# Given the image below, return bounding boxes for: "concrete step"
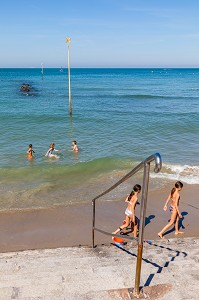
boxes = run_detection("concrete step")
[0,238,198,300]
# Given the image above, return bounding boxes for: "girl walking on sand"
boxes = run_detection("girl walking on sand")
[112,184,141,238]
[158,181,184,239]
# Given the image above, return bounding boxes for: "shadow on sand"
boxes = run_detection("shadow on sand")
[119,214,156,236]
[113,240,187,290]
[163,211,188,237]
[112,212,188,290]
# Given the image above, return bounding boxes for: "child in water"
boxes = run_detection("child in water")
[112,184,141,238]
[27,144,35,159]
[158,181,184,239]
[71,140,79,152]
[45,143,59,158]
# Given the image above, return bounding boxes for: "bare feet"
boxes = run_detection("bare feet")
[175,231,184,235]
[158,233,164,239]
[112,227,123,235]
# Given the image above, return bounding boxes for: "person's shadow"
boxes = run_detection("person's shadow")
[179,211,188,230]
[121,214,156,236]
[145,214,155,227]
[164,211,188,236]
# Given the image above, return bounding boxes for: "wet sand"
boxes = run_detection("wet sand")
[0,183,198,253]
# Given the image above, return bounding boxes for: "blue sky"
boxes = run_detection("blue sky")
[1,0,199,68]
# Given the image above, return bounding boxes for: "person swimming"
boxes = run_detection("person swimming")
[45,143,59,158]
[27,144,35,159]
[71,140,79,152]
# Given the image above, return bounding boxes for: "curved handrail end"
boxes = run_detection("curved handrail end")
[154,153,162,173]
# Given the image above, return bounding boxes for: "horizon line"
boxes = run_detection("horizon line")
[1,66,199,69]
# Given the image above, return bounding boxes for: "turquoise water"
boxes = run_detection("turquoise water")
[0,68,199,210]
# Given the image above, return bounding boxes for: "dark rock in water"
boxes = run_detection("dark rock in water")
[20,83,38,97]
[20,84,31,93]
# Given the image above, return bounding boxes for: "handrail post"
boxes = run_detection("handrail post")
[92,200,95,248]
[134,161,150,297]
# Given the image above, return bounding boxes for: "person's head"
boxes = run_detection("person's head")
[72,140,77,145]
[171,181,183,198]
[133,184,141,193]
[175,181,183,190]
[128,184,141,200]
[29,144,32,148]
[50,143,55,149]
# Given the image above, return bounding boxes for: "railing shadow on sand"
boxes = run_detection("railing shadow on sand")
[112,240,187,290]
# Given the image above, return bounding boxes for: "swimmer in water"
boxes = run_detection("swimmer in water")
[27,144,35,159]
[71,140,79,152]
[45,143,59,158]
[158,181,184,239]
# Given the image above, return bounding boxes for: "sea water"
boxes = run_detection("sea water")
[0,68,199,210]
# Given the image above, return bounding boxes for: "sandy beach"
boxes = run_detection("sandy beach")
[0,237,198,299]
[0,181,198,299]
[0,183,198,253]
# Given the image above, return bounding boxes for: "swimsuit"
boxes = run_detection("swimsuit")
[27,149,34,159]
[125,209,132,216]
[46,149,53,157]
[28,153,32,159]
[169,205,176,212]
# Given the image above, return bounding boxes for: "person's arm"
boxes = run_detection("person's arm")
[131,200,137,223]
[163,193,171,211]
[124,195,130,203]
[173,195,182,218]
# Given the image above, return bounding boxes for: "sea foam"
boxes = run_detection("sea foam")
[151,163,199,184]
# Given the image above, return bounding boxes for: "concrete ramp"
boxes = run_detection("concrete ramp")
[0,238,198,299]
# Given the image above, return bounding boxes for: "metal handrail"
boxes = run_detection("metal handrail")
[91,152,162,298]
[92,153,162,246]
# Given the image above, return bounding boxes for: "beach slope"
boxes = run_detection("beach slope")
[0,237,198,299]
